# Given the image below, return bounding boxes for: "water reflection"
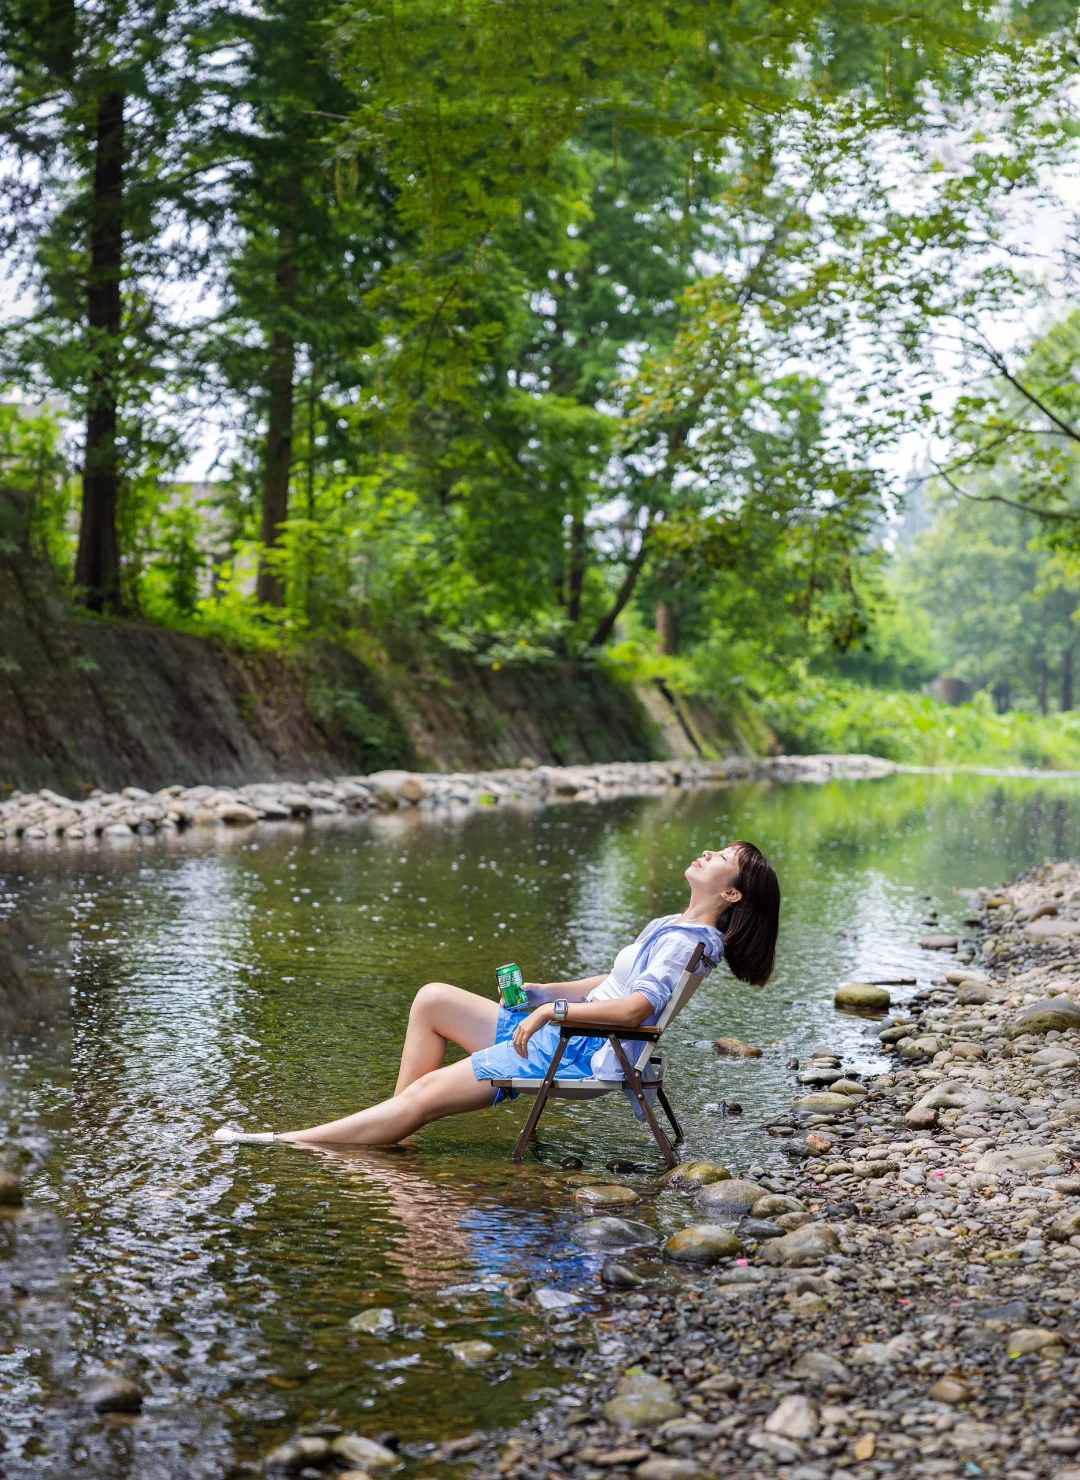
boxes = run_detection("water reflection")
[3,772,1080,1476]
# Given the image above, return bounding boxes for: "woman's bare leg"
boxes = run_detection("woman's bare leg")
[394,983,499,1094]
[279,1058,495,1146]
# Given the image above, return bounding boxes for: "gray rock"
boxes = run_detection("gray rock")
[793,1092,855,1115]
[331,1434,400,1470]
[974,1146,1060,1175]
[1047,1209,1080,1242]
[738,1218,786,1240]
[572,1217,658,1250]
[347,1307,396,1336]
[759,1222,840,1266]
[835,983,891,1012]
[604,1372,683,1429]
[635,1460,709,1480]
[447,1339,496,1364]
[791,1350,850,1383]
[958,981,1003,1005]
[692,1178,765,1215]
[533,1286,583,1311]
[79,1376,143,1413]
[797,1065,843,1085]
[752,1194,805,1217]
[601,1259,647,1288]
[265,1436,332,1470]
[1032,1045,1079,1067]
[661,1161,731,1189]
[574,1184,640,1208]
[765,1394,819,1440]
[1009,998,1080,1037]
[664,1224,745,1264]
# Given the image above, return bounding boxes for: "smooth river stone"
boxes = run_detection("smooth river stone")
[793,1093,855,1115]
[572,1217,658,1250]
[331,1434,400,1470]
[692,1178,766,1216]
[835,983,891,1012]
[664,1225,745,1264]
[1024,918,1080,940]
[347,1307,396,1336]
[713,1037,762,1058]
[604,1372,684,1429]
[661,1160,731,1189]
[752,1194,805,1217]
[759,1222,840,1266]
[573,1184,639,1208]
[958,980,1003,1005]
[1009,997,1080,1037]
[797,1065,843,1086]
[828,1079,868,1097]
[974,1146,1060,1175]
[448,1339,496,1365]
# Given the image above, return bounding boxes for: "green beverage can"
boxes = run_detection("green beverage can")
[496,962,529,1010]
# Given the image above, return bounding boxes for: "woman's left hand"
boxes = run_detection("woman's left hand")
[512,1005,553,1059]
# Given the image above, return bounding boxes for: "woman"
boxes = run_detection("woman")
[214,841,779,1148]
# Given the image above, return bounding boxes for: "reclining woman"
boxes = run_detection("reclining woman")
[215,841,780,1148]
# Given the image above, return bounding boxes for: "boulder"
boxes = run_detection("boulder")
[331,1434,400,1470]
[791,1350,850,1384]
[661,1161,731,1189]
[572,1217,657,1250]
[835,983,891,1012]
[692,1178,766,1216]
[1009,998,1080,1037]
[759,1222,840,1266]
[905,1105,938,1129]
[664,1225,745,1265]
[78,1376,144,1413]
[604,1372,683,1429]
[574,1184,639,1208]
[713,1037,762,1058]
[974,1146,1060,1175]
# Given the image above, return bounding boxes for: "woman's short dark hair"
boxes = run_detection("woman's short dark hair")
[717,841,780,986]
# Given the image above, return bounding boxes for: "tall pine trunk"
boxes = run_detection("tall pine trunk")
[257,177,301,608]
[75,86,125,612]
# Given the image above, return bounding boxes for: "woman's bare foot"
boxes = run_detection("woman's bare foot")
[212,1128,278,1144]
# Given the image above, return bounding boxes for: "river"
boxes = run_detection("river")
[1,770,1078,1478]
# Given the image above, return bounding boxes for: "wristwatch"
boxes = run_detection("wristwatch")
[552,998,569,1022]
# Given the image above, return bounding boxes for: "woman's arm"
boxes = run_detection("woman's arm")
[511,992,652,1058]
[524,975,605,1004]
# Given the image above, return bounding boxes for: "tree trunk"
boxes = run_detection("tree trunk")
[655,600,675,656]
[566,515,586,623]
[257,180,301,608]
[588,526,652,650]
[1039,661,1049,717]
[74,86,125,613]
[1063,646,1074,712]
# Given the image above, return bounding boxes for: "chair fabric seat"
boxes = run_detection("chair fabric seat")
[494,1061,665,1100]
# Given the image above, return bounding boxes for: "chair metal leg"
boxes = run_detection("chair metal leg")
[609,1037,679,1169]
[511,1036,567,1163]
[656,1085,684,1144]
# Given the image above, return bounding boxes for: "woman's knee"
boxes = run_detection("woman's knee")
[411,981,454,1016]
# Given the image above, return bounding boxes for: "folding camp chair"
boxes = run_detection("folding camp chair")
[492,942,715,1169]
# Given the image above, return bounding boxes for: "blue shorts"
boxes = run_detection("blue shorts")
[472,1008,598,1104]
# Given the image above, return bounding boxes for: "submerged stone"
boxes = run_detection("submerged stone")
[572,1217,657,1250]
[835,983,891,1012]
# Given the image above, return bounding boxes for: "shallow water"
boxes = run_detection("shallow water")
[2,771,1080,1476]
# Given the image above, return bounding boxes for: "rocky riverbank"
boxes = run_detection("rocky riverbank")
[462,859,1080,1480]
[0,753,895,845]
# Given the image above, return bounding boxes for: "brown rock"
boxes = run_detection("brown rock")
[920,935,958,950]
[905,1105,938,1129]
[713,1037,762,1058]
[929,1378,968,1404]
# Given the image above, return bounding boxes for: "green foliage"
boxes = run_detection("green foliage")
[765,677,1080,769]
[0,403,75,574]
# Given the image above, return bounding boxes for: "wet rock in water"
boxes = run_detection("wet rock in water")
[974,1145,1060,1175]
[1006,1328,1064,1358]
[504,1278,533,1300]
[448,1339,496,1365]
[804,1131,835,1154]
[791,1350,850,1384]
[636,1460,711,1480]
[572,1217,657,1250]
[0,1171,23,1207]
[1009,997,1080,1037]
[533,1287,583,1311]
[573,1184,639,1208]
[265,1435,333,1470]
[920,935,958,950]
[878,1020,915,1044]
[759,1222,840,1266]
[603,1372,684,1429]
[929,1377,969,1404]
[664,1224,745,1264]
[765,1394,819,1440]
[752,1193,805,1218]
[601,1258,647,1289]
[661,1160,731,1189]
[560,1155,584,1169]
[79,1376,144,1413]
[829,1079,868,1097]
[331,1434,400,1470]
[835,983,891,1012]
[692,1178,765,1215]
[713,1037,762,1058]
[348,1307,396,1336]
[796,1064,843,1086]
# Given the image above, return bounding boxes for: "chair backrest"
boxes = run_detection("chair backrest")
[633,941,716,1069]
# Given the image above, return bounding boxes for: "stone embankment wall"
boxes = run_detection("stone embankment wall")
[459,858,1080,1480]
[0,754,897,845]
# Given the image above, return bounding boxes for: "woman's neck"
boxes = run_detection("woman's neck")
[680,897,720,926]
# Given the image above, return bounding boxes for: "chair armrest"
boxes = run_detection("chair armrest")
[558,1022,661,1040]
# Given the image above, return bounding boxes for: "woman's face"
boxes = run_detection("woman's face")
[685,844,742,900]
